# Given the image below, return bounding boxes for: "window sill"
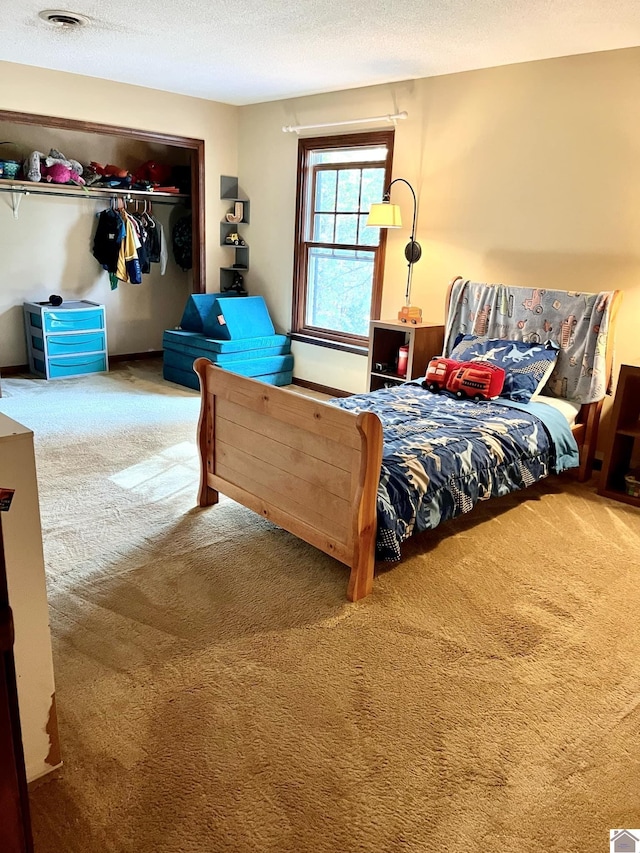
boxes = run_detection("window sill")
[290,332,368,357]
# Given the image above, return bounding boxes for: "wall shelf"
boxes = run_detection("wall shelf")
[220,175,249,293]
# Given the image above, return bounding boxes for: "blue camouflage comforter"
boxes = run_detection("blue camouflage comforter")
[332,384,579,561]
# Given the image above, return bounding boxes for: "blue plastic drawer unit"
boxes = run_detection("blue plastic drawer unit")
[23,300,109,380]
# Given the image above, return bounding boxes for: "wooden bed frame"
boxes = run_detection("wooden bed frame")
[194,280,622,601]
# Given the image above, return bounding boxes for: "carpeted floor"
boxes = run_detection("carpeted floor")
[1,362,640,853]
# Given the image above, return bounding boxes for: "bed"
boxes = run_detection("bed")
[194,277,621,601]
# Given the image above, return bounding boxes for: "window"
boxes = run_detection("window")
[292,131,394,349]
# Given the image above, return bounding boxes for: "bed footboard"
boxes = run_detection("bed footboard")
[193,359,383,601]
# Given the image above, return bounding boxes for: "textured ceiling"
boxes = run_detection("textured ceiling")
[3,0,640,105]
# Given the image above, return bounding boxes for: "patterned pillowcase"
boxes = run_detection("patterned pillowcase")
[449,336,559,402]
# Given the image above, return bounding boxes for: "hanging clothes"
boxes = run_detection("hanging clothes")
[172,214,192,271]
[92,208,125,274]
[145,212,161,264]
[158,219,168,275]
[92,201,169,287]
[126,212,149,276]
[116,210,142,285]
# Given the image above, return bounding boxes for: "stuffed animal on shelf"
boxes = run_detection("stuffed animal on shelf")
[45,149,84,178]
[41,162,85,186]
[89,161,131,188]
[132,159,172,186]
[80,162,103,186]
[25,148,86,183]
[24,150,45,182]
[103,163,129,179]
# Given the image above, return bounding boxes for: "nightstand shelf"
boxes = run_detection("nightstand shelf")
[598,364,640,507]
[367,319,445,392]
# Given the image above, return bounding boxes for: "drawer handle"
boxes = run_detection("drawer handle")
[50,338,100,347]
[52,318,96,325]
[56,358,103,367]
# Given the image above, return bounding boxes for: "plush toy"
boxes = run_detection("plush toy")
[106,164,129,178]
[89,162,131,187]
[423,357,506,401]
[132,159,172,186]
[91,161,128,178]
[102,175,132,189]
[45,150,79,175]
[42,162,85,186]
[23,148,86,182]
[80,162,103,186]
[445,361,506,400]
[45,148,84,178]
[23,151,45,182]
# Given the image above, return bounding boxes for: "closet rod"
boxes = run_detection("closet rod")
[282,111,408,134]
[0,183,185,206]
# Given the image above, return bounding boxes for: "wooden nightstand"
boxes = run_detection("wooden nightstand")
[367,320,445,392]
[598,364,640,507]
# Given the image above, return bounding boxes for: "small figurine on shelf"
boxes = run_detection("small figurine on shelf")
[225,202,244,223]
[398,305,423,324]
[223,271,247,295]
[224,232,246,246]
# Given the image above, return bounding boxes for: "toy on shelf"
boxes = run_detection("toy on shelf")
[222,271,247,295]
[89,162,132,189]
[23,148,85,184]
[398,305,423,324]
[224,232,246,246]
[132,160,172,186]
[42,162,85,186]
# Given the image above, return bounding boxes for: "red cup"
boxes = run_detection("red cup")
[397,345,409,378]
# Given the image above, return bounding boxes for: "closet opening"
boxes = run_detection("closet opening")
[0,109,205,368]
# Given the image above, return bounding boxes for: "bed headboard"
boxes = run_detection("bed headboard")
[444,277,622,404]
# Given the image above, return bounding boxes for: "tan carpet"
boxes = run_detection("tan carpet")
[2,363,640,853]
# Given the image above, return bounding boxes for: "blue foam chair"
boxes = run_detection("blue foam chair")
[180,292,239,333]
[202,295,275,340]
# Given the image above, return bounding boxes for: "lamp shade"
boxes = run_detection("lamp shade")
[366,202,402,228]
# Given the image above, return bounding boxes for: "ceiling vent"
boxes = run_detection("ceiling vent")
[38,9,90,28]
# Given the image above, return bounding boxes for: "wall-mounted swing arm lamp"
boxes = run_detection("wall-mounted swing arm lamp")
[366,177,423,323]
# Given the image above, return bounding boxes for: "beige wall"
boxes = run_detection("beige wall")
[239,47,640,405]
[0,61,239,365]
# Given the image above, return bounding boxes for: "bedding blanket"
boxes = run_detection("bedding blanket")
[333,384,579,561]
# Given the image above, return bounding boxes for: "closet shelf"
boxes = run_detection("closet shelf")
[0,178,189,205]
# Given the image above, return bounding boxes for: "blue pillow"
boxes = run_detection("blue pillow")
[449,336,559,402]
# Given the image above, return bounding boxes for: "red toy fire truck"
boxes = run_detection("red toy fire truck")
[423,357,506,401]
